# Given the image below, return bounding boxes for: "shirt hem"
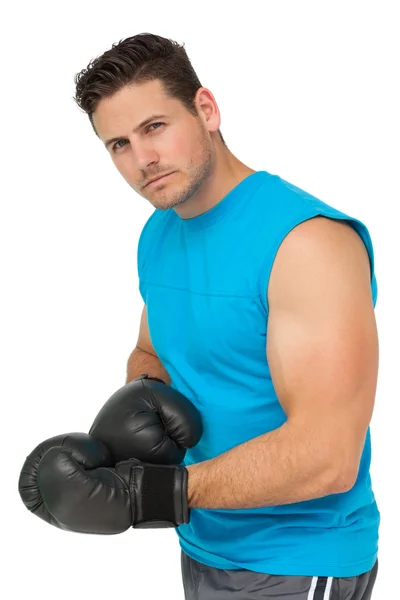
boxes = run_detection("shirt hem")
[179,542,378,578]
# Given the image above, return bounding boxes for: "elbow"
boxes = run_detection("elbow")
[328,460,358,494]
[321,437,362,494]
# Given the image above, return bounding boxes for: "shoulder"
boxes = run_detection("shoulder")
[267,215,372,308]
[284,214,364,243]
[276,215,370,275]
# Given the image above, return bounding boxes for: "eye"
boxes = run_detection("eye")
[147,122,164,132]
[112,139,128,151]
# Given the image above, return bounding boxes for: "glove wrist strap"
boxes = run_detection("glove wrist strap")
[119,461,189,528]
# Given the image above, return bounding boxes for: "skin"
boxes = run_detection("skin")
[92,78,256,219]
[92,78,378,509]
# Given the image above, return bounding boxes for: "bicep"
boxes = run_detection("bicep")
[266,217,378,476]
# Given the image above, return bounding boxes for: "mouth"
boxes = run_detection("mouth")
[144,172,174,187]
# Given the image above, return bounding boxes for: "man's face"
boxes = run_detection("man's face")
[93,79,217,211]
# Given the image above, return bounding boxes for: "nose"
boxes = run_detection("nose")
[128,136,160,171]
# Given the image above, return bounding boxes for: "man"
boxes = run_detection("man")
[74,32,380,599]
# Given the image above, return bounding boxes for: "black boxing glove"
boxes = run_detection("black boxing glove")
[18,432,113,529]
[88,374,203,465]
[36,449,189,533]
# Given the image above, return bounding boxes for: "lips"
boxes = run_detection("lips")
[145,172,173,187]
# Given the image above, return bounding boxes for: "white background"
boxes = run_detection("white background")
[1,1,398,598]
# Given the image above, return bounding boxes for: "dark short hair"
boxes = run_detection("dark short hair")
[73,32,227,146]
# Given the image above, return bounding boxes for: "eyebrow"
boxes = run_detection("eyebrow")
[104,114,168,149]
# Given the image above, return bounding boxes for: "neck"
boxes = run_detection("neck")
[173,145,256,220]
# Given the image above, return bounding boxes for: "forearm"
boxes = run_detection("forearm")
[187,421,349,509]
[126,347,171,385]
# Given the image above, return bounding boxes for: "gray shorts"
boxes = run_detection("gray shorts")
[181,551,378,599]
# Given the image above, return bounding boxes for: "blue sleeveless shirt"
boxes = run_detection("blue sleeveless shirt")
[137,170,380,577]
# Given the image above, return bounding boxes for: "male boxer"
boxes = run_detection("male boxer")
[39,31,380,599]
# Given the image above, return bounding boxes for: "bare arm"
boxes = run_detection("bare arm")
[187,217,378,509]
[126,305,171,385]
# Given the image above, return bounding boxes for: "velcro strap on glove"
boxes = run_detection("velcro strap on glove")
[116,459,189,529]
